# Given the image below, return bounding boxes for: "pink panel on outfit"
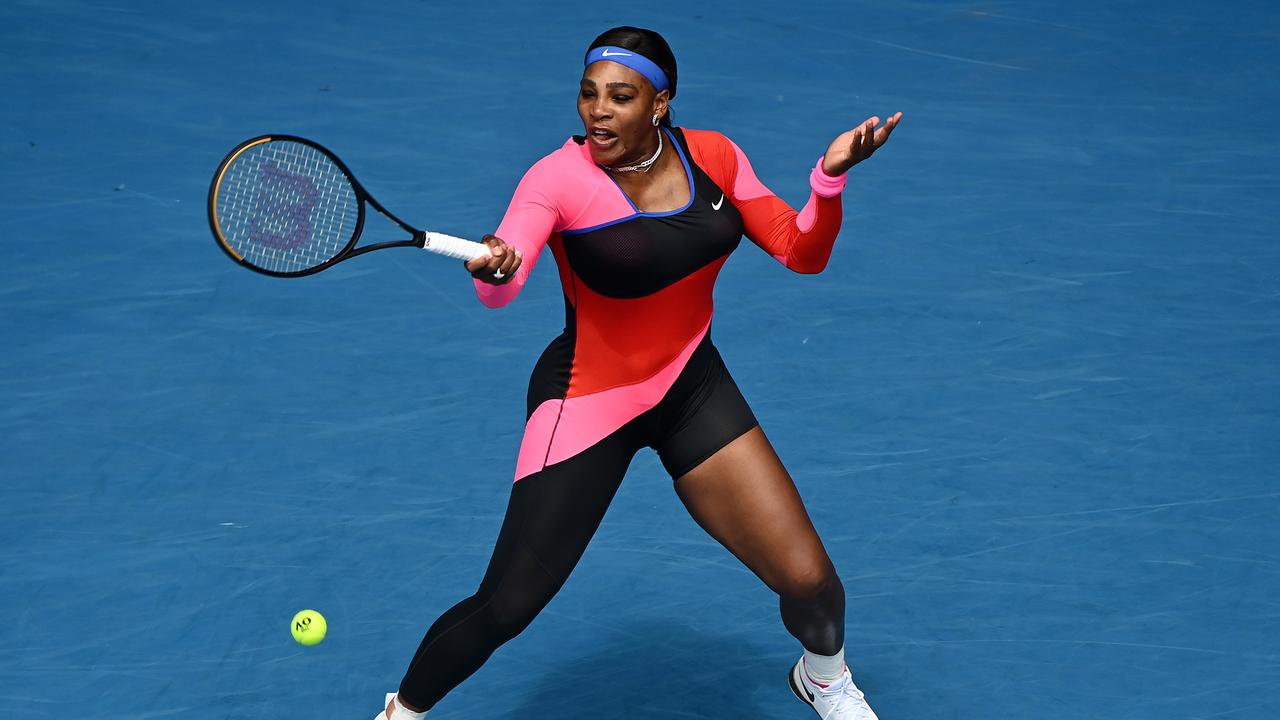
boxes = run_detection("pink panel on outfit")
[727,139,774,202]
[474,140,636,308]
[795,203,818,235]
[512,318,712,482]
[558,142,637,228]
[513,398,564,482]
[726,140,846,252]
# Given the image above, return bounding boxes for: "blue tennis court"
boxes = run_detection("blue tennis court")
[3,1,1277,718]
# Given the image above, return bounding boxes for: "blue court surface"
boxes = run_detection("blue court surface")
[3,1,1278,718]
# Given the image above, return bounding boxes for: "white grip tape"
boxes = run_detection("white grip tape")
[421,232,489,262]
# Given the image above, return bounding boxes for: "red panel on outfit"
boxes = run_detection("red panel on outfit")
[564,256,725,397]
[684,129,844,274]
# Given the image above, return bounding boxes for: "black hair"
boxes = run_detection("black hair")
[586,26,678,127]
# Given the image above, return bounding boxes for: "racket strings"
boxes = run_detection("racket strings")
[215,140,359,274]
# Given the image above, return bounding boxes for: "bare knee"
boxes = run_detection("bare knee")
[771,558,841,601]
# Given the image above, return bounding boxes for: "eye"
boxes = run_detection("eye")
[612,94,632,102]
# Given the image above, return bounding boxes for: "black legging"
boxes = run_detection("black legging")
[397,339,843,710]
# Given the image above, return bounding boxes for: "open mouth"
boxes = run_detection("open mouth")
[588,127,618,149]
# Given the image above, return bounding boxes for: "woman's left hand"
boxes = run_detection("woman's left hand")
[822,112,903,176]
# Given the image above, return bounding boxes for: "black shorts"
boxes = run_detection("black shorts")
[647,333,760,478]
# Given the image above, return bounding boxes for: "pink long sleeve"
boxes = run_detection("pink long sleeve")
[472,139,621,308]
[472,161,560,308]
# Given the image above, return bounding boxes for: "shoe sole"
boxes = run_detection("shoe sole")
[788,663,818,711]
[789,665,881,720]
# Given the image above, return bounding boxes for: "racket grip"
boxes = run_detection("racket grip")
[420,232,490,262]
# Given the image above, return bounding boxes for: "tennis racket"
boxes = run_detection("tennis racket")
[207,134,489,277]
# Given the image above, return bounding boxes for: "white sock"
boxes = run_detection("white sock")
[389,694,427,720]
[803,646,846,686]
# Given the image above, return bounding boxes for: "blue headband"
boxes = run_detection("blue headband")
[584,45,670,94]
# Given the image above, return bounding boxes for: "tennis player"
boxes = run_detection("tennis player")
[378,26,901,720]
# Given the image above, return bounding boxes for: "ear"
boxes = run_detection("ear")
[652,89,670,120]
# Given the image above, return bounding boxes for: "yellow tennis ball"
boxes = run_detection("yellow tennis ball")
[291,609,327,646]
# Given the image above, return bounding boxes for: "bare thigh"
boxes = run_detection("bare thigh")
[673,426,836,596]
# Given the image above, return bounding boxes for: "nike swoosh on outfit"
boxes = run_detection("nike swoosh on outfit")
[712,193,724,210]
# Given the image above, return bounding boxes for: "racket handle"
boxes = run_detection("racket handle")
[419,232,490,262]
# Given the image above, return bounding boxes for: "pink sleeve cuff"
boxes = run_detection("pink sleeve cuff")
[473,276,516,308]
[809,157,847,198]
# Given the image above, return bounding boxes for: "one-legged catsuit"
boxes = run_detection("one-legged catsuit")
[399,126,848,710]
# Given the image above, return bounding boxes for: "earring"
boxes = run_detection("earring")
[651,113,660,126]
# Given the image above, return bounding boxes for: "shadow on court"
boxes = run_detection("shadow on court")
[506,622,779,719]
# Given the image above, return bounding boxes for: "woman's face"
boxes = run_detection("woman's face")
[578,60,668,167]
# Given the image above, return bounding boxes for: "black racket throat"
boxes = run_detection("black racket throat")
[342,195,428,261]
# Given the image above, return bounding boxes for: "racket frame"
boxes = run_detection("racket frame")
[208,134,438,278]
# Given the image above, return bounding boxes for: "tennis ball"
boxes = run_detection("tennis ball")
[291,609,327,646]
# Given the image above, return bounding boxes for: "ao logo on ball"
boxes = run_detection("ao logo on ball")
[291,609,328,646]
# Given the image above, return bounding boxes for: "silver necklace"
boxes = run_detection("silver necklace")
[604,130,663,173]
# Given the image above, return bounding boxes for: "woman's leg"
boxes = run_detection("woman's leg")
[671,426,845,655]
[395,431,640,712]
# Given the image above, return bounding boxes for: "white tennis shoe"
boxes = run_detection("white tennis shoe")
[788,657,879,720]
[373,692,427,720]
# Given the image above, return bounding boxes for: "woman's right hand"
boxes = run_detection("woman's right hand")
[466,235,522,285]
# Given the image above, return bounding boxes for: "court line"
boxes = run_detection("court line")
[992,491,1280,521]
[827,31,1030,71]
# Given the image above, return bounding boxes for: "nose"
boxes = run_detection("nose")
[588,96,611,120]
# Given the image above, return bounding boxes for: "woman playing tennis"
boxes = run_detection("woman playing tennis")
[378,26,901,720]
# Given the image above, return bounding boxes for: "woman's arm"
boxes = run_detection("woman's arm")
[713,114,902,274]
[469,160,561,308]
[725,139,846,274]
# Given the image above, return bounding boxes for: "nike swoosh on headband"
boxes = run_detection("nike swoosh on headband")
[585,46,669,93]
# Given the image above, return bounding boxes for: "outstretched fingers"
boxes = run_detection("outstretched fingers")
[822,112,905,175]
[855,117,878,162]
[873,111,903,149]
